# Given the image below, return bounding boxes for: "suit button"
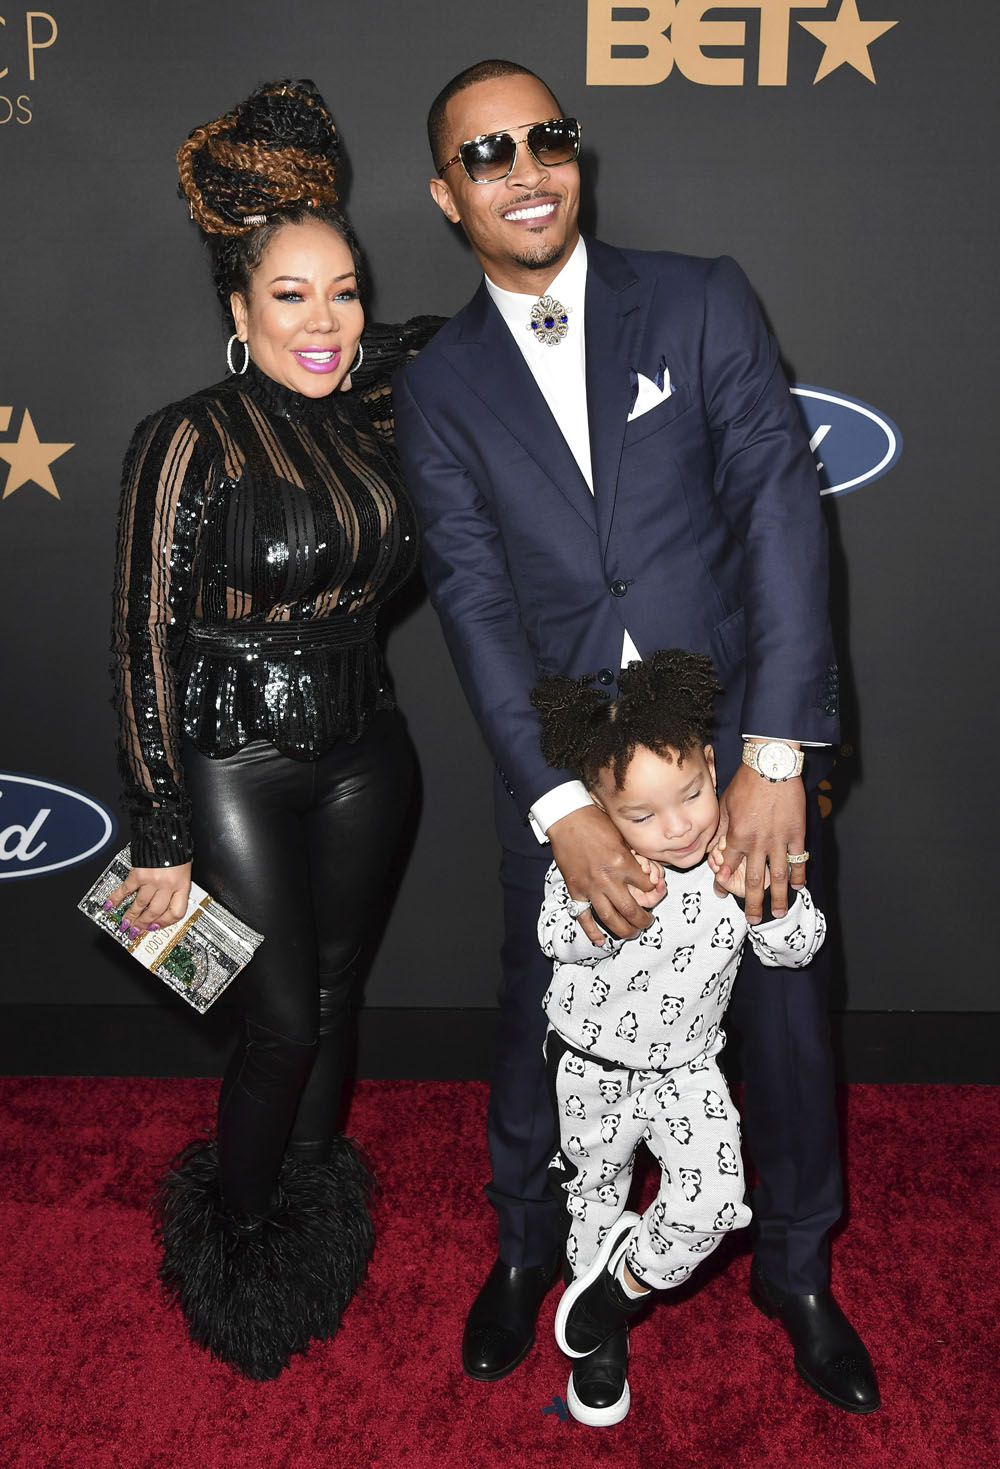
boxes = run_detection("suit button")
[610,579,628,598]
[597,668,615,686]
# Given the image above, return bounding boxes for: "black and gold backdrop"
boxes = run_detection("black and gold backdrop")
[2,2,996,1078]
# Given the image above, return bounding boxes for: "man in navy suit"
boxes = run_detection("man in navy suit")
[394,59,878,1417]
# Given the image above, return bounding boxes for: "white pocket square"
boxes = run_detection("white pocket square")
[628,367,673,422]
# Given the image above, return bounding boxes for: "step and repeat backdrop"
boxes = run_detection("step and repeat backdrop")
[1,2,995,1036]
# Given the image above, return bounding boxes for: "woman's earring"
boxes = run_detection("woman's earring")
[227,335,249,375]
[349,343,363,376]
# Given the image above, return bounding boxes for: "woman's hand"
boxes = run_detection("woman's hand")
[626,852,667,910]
[105,862,193,938]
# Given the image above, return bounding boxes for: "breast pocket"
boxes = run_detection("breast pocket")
[622,382,695,447]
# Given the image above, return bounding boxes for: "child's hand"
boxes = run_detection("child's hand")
[708,844,771,900]
[627,853,667,909]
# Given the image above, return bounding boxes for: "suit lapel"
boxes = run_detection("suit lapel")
[584,238,644,553]
[441,282,596,529]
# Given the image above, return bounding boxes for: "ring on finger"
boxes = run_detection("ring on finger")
[566,898,591,918]
[786,850,810,866]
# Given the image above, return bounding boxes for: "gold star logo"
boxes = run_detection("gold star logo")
[0,408,74,500]
[799,0,898,84]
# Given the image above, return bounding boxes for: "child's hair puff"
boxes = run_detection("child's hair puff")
[531,649,722,790]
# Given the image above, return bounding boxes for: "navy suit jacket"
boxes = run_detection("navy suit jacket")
[394,237,839,833]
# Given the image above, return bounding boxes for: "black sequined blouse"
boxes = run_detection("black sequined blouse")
[112,319,440,869]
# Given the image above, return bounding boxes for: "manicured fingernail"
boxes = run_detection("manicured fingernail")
[128,925,141,940]
[148,923,160,932]
[102,899,114,912]
[119,918,130,932]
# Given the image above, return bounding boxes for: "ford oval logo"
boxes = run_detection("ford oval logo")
[0,773,116,880]
[791,386,902,498]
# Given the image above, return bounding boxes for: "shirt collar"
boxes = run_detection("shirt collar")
[484,235,588,331]
[238,359,333,425]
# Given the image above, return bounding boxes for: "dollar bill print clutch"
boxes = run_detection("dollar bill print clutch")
[78,846,263,1013]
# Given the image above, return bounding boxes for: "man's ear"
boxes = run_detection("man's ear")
[230,292,248,341]
[429,175,461,224]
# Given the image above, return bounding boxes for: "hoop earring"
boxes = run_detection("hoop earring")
[227,335,249,375]
[349,343,363,376]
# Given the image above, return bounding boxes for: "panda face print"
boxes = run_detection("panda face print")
[559,982,575,1014]
[681,891,701,924]
[664,1264,693,1284]
[647,1042,671,1068]
[589,977,611,1007]
[672,945,694,972]
[560,920,580,945]
[704,1023,719,1050]
[688,1053,710,1073]
[655,1076,679,1108]
[713,1201,738,1230]
[711,917,736,950]
[565,1176,584,1196]
[786,924,807,952]
[717,975,734,1007]
[679,1167,702,1202]
[665,1219,696,1234]
[686,1014,704,1043]
[798,887,812,910]
[660,995,684,1025]
[601,1114,621,1144]
[666,1116,692,1145]
[564,1094,585,1119]
[598,1183,620,1208]
[717,1141,739,1176]
[565,1233,579,1267]
[567,1135,589,1158]
[564,1052,586,1077]
[615,1011,639,1042]
[700,972,720,999]
[703,1089,727,1119]
[627,969,650,993]
[581,1018,601,1050]
[599,1160,619,1183]
[649,1233,670,1255]
[638,924,662,949]
[541,988,553,1009]
[567,1194,588,1220]
[598,1078,623,1105]
[688,1233,716,1254]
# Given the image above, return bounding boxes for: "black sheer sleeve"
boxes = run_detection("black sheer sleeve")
[356,315,446,441]
[111,408,212,867]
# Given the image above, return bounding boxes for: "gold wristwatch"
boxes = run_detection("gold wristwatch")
[741,739,804,782]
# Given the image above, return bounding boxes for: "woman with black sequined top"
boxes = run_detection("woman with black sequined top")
[108,79,439,1380]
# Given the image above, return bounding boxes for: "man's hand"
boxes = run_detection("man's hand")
[105,862,193,938]
[713,765,806,923]
[548,805,654,945]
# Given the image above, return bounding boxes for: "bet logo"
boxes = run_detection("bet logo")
[0,10,58,125]
[0,405,73,499]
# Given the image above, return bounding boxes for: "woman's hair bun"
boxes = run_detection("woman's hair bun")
[177,79,341,237]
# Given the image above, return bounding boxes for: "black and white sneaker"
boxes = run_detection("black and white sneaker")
[555,1211,646,1357]
[567,1325,630,1426]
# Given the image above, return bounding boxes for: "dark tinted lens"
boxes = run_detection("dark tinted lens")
[526,119,580,166]
[461,131,517,181]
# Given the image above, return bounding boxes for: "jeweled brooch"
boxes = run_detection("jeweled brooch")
[527,295,570,346]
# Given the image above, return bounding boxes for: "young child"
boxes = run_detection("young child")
[530,649,826,1427]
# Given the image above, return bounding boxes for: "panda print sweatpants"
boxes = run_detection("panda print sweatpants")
[545,1028,752,1288]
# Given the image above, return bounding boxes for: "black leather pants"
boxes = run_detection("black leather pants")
[182,710,413,1215]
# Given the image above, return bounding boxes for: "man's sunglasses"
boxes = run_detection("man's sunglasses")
[439,117,582,183]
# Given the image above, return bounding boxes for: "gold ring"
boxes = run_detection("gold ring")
[786,851,809,866]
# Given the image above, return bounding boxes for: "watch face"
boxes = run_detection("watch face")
[757,741,798,779]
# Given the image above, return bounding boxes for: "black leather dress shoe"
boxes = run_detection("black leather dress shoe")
[750,1258,881,1414]
[462,1251,562,1380]
[567,1326,631,1426]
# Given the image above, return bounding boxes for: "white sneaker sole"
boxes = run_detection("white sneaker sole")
[554,1210,641,1358]
[567,1365,631,1426]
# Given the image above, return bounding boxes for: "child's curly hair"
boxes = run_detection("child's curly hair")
[531,649,722,791]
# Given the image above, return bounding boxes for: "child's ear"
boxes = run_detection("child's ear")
[703,744,717,790]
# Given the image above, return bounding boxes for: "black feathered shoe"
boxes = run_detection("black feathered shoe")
[152,1137,375,1379]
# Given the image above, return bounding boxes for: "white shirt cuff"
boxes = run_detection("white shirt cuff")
[528,780,592,843]
[742,734,830,748]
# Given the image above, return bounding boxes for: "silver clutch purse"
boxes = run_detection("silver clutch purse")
[78,846,263,1012]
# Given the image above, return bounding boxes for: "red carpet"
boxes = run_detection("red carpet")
[0,1078,996,1467]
